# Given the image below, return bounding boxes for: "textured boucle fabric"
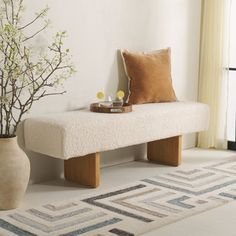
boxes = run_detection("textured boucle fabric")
[24,102,209,159]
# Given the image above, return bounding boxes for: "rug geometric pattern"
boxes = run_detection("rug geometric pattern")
[0,160,236,236]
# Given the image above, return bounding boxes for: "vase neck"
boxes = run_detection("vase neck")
[0,137,18,145]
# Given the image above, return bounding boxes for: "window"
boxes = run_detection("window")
[227,0,236,149]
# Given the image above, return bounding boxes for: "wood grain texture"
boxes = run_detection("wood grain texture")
[64,153,100,188]
[147,136,182,166]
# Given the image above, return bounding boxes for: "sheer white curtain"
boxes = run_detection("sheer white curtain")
[198,0,231,149]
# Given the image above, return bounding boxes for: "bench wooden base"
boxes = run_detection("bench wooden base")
[64,136,182,187]
[147,136,182,166]
[64,153,100,188]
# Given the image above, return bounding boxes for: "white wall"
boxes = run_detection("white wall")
[20,0,202,183]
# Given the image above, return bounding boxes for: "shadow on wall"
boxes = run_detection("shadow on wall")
[117,50,129,102]
[105,50,129,102]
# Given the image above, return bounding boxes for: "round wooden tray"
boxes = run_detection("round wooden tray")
[90,103,132,113]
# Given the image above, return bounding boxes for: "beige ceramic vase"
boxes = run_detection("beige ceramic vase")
[0,137,30,210]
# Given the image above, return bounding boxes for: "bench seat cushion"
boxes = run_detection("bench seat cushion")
[24,101,209,159]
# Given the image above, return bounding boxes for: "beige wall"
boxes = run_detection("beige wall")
[21,0,202,183]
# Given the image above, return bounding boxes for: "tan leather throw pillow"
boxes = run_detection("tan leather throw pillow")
[121,48,177,104]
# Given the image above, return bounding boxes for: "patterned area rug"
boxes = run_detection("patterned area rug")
[1,160,236,236]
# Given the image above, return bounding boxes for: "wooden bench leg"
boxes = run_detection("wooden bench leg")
[147,136,182,166]
[64,152,100,188]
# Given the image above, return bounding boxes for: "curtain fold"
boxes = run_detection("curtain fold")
[197,0,231,149]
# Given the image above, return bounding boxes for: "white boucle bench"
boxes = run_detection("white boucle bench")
[24,101,209,187]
